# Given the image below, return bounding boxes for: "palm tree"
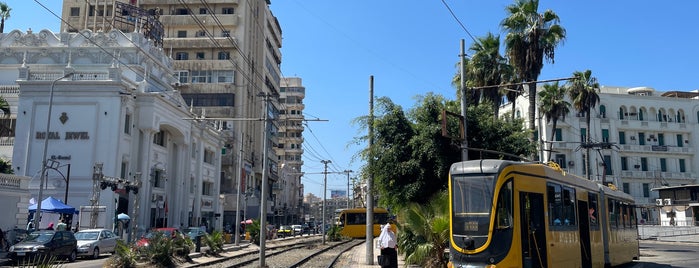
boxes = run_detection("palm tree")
[501,0,566,156]
[0,2,10,33]
[397,191,449,268]
[567,70,600,179]
[538,82,570,161]
[465,32,511,119]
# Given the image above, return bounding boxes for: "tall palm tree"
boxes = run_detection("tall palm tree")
[538,82,570,161]
[501,0,566,155]
[0,2,10,33]
[397,192,449,268]
[567,70,600,179]
[465,32,511,119]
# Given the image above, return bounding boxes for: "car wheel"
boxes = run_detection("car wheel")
[92,247,100,259]
[68,250,77,262]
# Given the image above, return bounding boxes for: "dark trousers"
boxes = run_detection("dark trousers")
[380,247,398,268]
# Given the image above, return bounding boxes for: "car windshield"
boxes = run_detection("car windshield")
[75,231,99,240]
[24,232,54,243]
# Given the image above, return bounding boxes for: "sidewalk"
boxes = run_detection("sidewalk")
[340,237,405,268]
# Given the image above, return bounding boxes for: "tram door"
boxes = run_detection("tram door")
[577,200,592,268]
[520,192,547,268]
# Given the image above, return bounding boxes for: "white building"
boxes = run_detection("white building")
[2,28,223,237]
[507,85,699,224]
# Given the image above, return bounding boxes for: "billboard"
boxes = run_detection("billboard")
[331,190,347,198]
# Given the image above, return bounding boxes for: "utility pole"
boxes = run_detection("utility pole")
[366,75,375,264]
[321,160,332,245]
[460,39,469,161]
[258,92,273,268]
[234,129,244,246]
[344,170,353,209]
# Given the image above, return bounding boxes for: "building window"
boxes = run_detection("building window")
[222,31,230,37]
[215,70,234,83]
[174,70,189,83]
[181,93,235,106]
[154,131,165,146]
[620,157,628,171]
[555,128,562,141]
[177,31,187,38]
[622,183,630,195]
[202,181,213,196]
[680,159,686,172]
[152,169,164,188]
[602,129,609,143]
[618,131,626,144]
[196,52,205,60]
[603,155,612,175]
[199,8,207,14]
[120,161,128,179]
[124,113,131,135]
[175,8,189,15]
[638,133,645,145]
[580,128,587,143]
[191,70,211,83]
[218,52,230,60]
[203,149,214,164]
[640,157,648,171]
[642,183,650,198]
[222,7,234,14]
[677,134,684,147]
[175,52,188,60]
[70,7,80,16]
[554,154,566,168]
[196,30,206,37]
[660,158,667,172]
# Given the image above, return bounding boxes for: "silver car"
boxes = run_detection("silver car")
[74,229,119,259]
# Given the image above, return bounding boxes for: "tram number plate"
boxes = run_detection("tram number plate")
[465,221,478,231]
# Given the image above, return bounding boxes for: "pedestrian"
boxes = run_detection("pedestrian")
[377,222,398,268]
[0,227,5,251]
[56,219,68,231]
[46,222,54,230]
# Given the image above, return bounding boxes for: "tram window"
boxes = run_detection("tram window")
[609,199,618,229]
[588,193,599,228]
[562,187,576,226]
[547,183,563,226]
[495,180,513,229]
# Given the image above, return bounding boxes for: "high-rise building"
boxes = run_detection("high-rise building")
[274,77,305,224]
[60,0,283,227]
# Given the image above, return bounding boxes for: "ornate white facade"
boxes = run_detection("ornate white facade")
[1,28,223,238]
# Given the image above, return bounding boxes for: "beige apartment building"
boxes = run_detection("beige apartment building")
[59,0,287,227]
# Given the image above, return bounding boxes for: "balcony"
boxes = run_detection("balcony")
[160,14,238,27]
[142,0,237,4]
[165,37,238,49]
[620,144,692,154]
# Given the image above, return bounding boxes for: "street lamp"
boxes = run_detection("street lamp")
[321,159,331,245]
[35,72,74,229]
[46,159,71,203]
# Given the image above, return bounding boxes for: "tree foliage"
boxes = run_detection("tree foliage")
[355,93,534,210]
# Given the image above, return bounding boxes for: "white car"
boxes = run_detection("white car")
[74,229,119,259]
[291,224,303,235]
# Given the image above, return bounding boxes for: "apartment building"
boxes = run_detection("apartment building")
[508,85,699,224]
[59,0,285,227]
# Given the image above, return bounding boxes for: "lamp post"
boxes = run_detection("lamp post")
[46,159,71,203]
[35,72,74,229]
[344,170,352,209]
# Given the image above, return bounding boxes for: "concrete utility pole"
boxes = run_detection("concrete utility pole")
[258,92,273,268]
[460,39,469,161]
[321,160,332,245]
[344,170,353,209]
[366,75,375,264]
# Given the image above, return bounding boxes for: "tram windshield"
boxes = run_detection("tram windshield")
[451,174,496,238]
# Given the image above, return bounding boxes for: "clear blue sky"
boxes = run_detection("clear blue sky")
[7,1,699,198]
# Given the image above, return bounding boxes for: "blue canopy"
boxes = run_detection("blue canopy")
[28,196,78,214]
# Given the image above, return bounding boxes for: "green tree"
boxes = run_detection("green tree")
[355,94,535,210]
[0,2,10,33]
[398,191,449,268]
[538,82,570,161]
[465,32,512,119]
[501,0,566,154]
[567,70,600,178]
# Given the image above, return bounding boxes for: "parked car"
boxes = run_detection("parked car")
[277,225,292,237]
[291,224,303,235]
[74,228,119,259]
[185,227,208,241]
[7,230,77,263]
[136,227,183,247]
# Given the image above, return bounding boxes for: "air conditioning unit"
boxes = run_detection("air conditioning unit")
[634,165,641,169]
[663,198,672,206]
[655,199,663,206]
[568,161,575,167]
[630,136,636,140]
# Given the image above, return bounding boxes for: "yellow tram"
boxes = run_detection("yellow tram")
[336,207,391,238]
[448,160,638,268]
